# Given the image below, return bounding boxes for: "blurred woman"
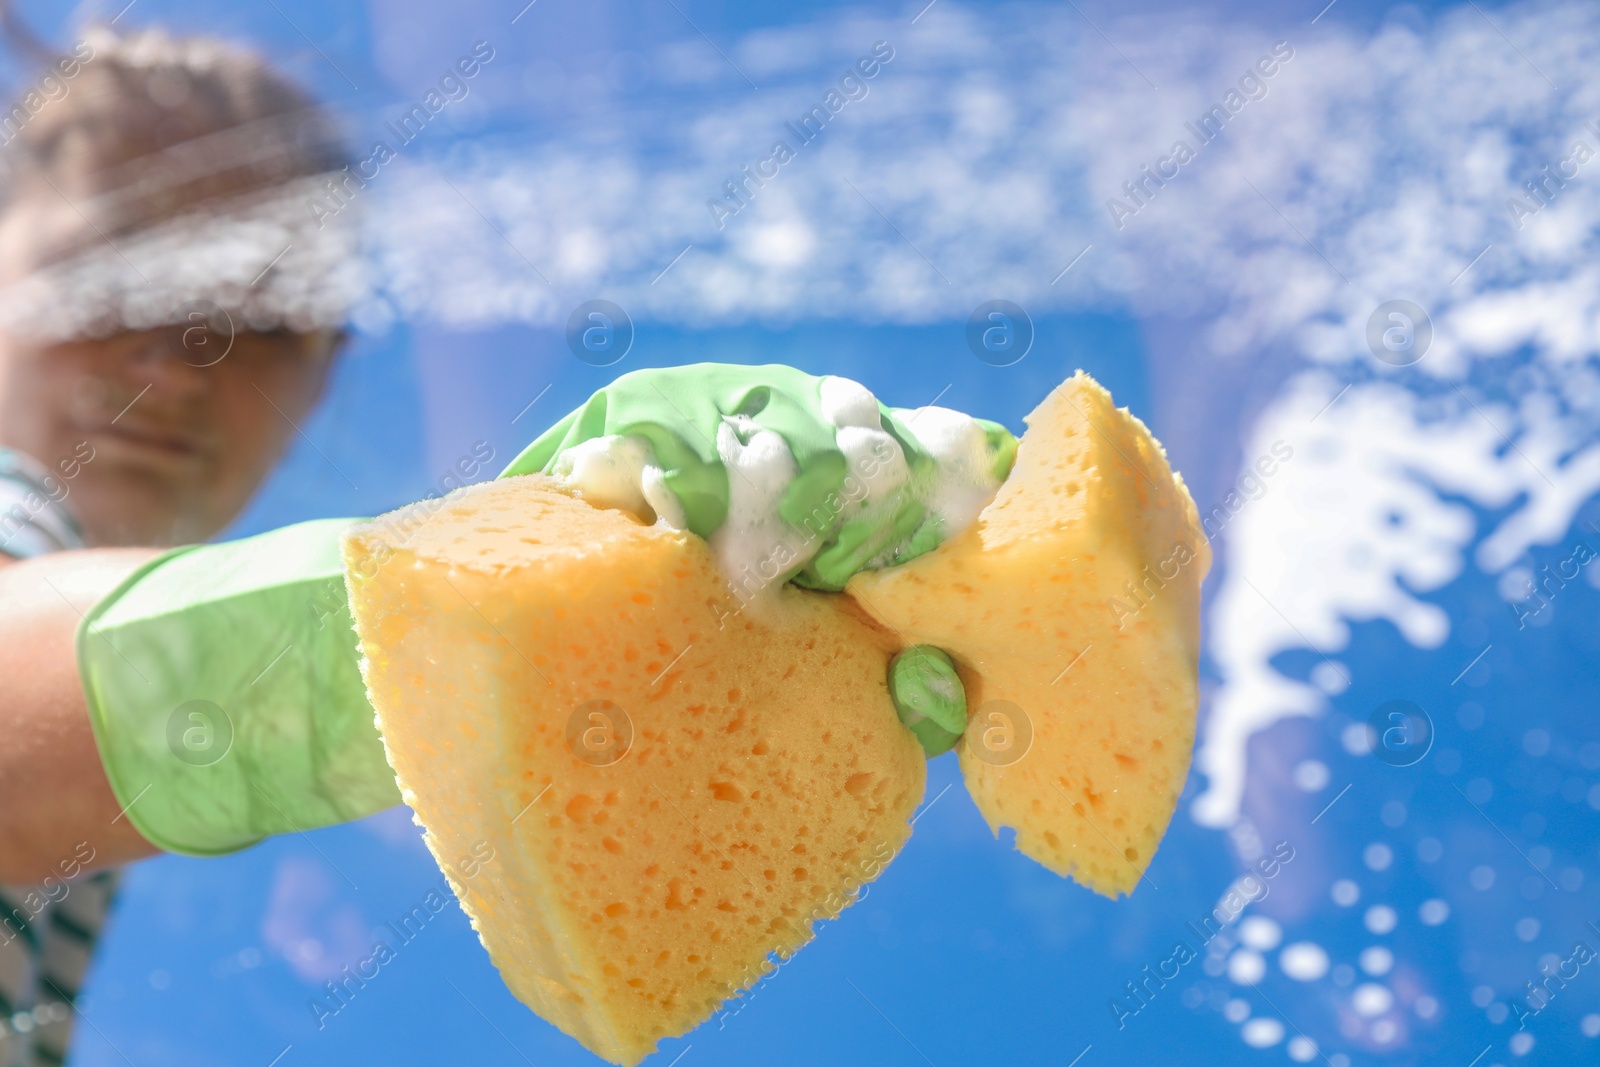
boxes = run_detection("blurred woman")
[0,21,361,1065]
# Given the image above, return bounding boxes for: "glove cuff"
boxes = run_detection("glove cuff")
[77,519,401,855]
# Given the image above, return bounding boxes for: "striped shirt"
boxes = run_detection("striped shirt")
[0,447,117,1067]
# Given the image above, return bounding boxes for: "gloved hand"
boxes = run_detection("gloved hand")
[502,363,1017,591]
[79,364,1015,856]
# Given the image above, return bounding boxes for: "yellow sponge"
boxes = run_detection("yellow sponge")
[343,477,925,1065]
[848,372,1208,896]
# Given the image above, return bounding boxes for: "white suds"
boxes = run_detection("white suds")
[900,404,1008,536]
[708,418,802,593]
[552,374,1010,594]
[550,435,659,521]
[819,375,883,429]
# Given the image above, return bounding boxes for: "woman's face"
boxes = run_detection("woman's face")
[0,320,338,546]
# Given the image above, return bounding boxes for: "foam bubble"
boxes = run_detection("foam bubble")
[1359,946,1394,976]
[1499,566,1535,602]
[1419,899,1450,925]
[1241,1017,1285,1048]
[819,376,882,429]
[1365,905,1398,935]
[1239,916,1282,951]
[710,420,806,590]
[1311,661,1350,694]
[897,404,1010,538]
[552,435,661,520]
[1280,942,1330,981]
[1352,983,1395,1017]
[1293,760,1330,792]
[1341,722,1374,756]
[1228,950,1266,986]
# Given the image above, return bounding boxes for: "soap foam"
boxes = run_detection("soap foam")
[899,405,1007,535]
[709,418,803,597]
[552,375,1008,596]
[550,435,658,521]
[832,421,914,567]
[819,375,884,429]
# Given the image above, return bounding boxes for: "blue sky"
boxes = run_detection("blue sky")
[12,0,1600,1064]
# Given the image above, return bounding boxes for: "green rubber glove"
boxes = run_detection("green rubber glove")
[888,646,967,756]
[78,519,398,855]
